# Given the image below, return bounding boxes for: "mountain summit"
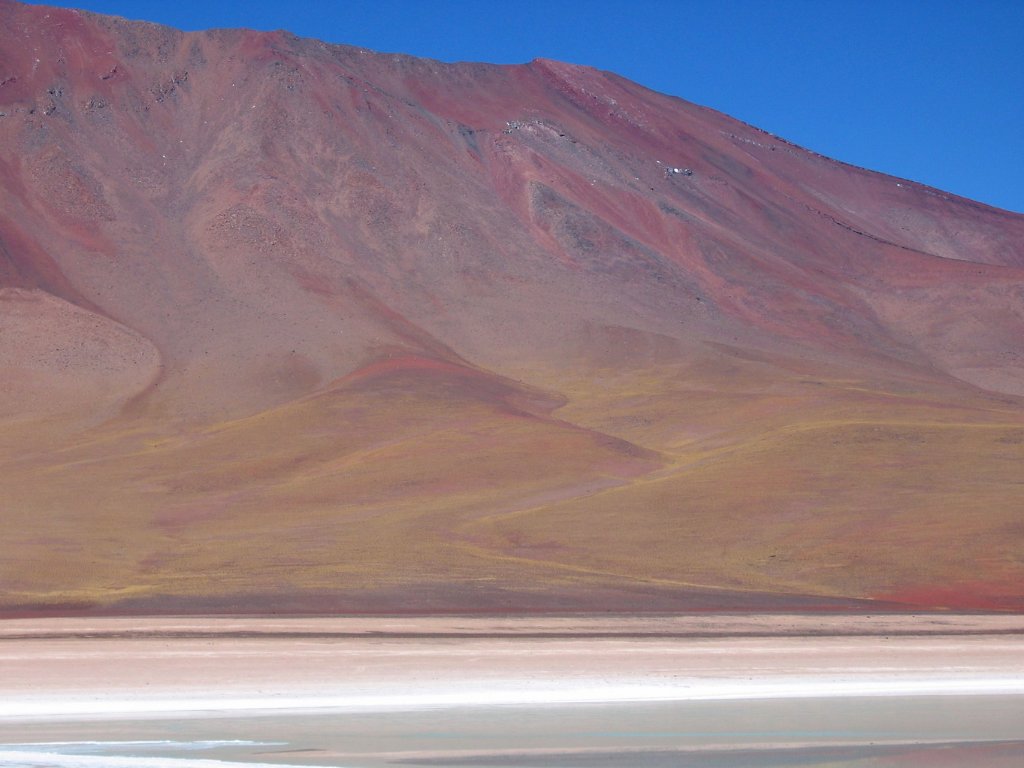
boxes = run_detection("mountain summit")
[2,1,1022,615]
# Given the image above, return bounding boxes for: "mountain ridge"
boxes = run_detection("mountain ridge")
[1,0,1022,615]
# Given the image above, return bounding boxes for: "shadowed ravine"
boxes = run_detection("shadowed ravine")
[1,0,1023,615]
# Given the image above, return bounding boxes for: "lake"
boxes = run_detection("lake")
[2,695,1023,768]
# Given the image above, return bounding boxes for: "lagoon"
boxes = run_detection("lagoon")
[2,616,1022,767]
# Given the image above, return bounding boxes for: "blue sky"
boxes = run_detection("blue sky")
[32,0,1024,213]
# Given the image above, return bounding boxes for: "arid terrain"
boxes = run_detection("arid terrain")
[1,0,1023,615]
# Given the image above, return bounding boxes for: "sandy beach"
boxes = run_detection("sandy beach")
[2,615,1023,720]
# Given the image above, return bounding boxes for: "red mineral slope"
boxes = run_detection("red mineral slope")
[1,1,1022,616]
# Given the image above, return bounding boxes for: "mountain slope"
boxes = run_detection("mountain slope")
[1,0,1022,615]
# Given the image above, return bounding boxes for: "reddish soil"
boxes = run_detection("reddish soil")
[1,1,1022,616]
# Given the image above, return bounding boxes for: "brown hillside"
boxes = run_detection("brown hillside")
[1,1,1022,615]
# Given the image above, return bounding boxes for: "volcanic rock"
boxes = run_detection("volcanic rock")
[1,0,1022,615]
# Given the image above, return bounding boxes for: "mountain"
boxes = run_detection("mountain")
[1,1,1022,616]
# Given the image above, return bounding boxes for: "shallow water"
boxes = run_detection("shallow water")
[2,696,1023,768]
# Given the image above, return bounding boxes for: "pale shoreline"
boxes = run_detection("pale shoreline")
[4,613,1024,638]
[2,615,1023,721]
[6,679,1024,721]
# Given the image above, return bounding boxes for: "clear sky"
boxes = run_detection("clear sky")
[30,0,1024,213]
